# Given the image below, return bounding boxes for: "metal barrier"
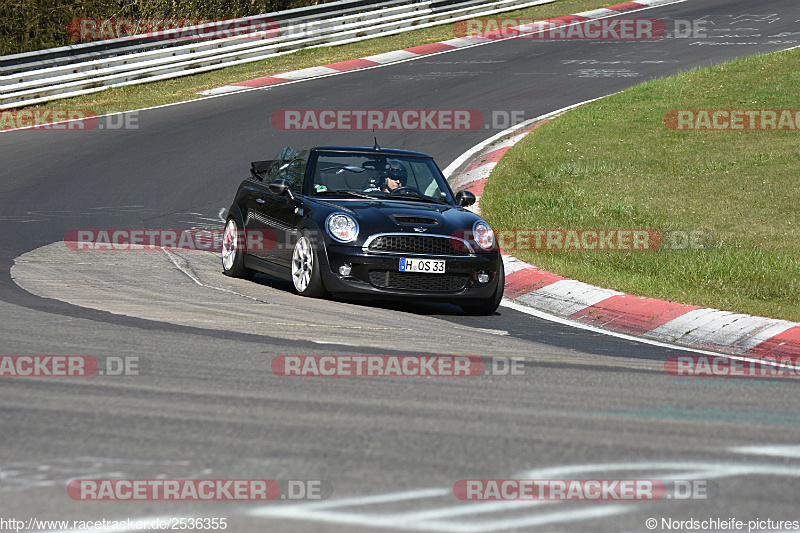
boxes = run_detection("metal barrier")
[0,0,552,109]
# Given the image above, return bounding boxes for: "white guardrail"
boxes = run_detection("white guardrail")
[0,0,553,109]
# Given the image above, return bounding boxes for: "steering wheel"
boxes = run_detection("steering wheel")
[388,186,422,196]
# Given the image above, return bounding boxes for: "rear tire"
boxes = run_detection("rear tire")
[460,261,504,316]
[222,217,255,279]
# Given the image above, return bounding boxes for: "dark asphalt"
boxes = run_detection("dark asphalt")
[1,0,799,530]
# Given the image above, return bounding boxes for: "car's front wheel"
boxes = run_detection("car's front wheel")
[221,217,254,278]
[291,231,327,297]
[460,261,504,316]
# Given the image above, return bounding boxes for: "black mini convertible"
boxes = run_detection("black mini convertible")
[222,145,504,315]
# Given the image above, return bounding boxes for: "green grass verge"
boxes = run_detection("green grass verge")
[481,47,800,321]
[9,0,621,115]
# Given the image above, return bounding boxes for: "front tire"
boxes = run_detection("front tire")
[460,261,504,316]
[291,231,327,297]
[222,217,254,279]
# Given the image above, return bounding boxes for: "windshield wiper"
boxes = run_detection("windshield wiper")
[387,192,448,204]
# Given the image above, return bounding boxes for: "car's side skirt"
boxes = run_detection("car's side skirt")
[244,255,291,281]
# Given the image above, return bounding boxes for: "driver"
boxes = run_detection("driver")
[364,160,408,193]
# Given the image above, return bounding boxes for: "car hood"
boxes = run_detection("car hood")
[312,198,485,237]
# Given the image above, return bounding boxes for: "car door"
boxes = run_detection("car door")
[245,158,305,267]
[239,179,277,265]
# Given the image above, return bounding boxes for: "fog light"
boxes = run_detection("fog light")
[339,263,352,276]
[477,271,490,283]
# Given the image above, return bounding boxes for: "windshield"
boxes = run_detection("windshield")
[308,152,454,204]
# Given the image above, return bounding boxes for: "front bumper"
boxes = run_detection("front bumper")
[320,244,501,302]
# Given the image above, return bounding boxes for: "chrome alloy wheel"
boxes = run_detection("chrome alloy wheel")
[221,218,238,271]
[291,235,314,293]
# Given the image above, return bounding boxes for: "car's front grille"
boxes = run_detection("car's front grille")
[369,270,469,292]
[366,235,471,256]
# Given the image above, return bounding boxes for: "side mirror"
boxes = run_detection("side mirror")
[455,190,476,207]
[268,179,294,198]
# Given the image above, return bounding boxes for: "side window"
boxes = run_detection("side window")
[268,147,309,194]
[276,159,306,194]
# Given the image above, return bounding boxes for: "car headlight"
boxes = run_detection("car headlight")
[472,221,495,251]
[326,213,359,243]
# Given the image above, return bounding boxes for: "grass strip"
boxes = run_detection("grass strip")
[481,47,800,321]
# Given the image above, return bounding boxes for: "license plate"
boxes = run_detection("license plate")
[399,258,446,273]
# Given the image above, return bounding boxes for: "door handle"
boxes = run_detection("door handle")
[256,198,265,204]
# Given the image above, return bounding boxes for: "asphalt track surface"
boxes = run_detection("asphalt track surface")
[1,0,800,531]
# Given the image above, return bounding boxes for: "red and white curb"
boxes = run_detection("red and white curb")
[199,0,683,96]
[451,117,800,361]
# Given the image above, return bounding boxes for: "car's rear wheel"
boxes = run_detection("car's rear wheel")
[460,261,504,316]
[222,217,254,278]
[291,231,326,297]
